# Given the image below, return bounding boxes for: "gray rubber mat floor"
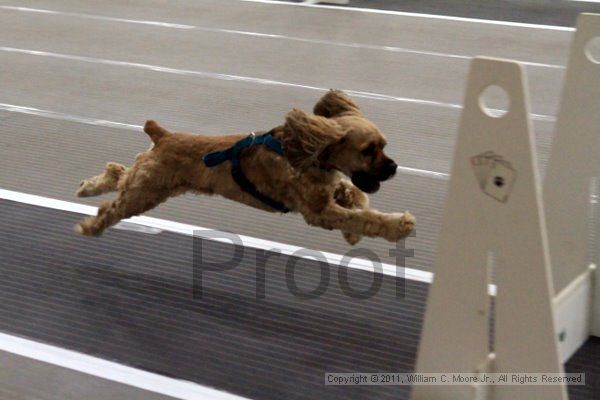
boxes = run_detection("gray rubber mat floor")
[0,0,598,399]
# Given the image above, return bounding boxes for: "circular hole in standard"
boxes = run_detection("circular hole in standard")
[585,36,600,64]
[494,176,505,187]
[479,85,510,118]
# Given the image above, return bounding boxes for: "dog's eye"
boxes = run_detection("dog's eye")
[361,144,375,156]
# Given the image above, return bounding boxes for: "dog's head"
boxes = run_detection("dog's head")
[283,90,397,193]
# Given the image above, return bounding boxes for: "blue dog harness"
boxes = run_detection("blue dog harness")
[202,130,290,213]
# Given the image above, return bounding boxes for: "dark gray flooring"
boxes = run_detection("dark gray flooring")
[0,201,598,400]
[284,0,600,27]
[0,201,424,400]
[0,351,178,400]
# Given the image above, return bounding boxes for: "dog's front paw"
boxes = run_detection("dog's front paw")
[343,231,362,246]
[76,178,100,197]
[75,217,103,237]
[383,211,415,242]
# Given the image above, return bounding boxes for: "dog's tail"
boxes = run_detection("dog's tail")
[143,120,170,145]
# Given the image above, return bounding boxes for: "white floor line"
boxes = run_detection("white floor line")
[396,166,449,179]
[0,103,142,131]
[235,0,576,32]
[0,188,434,284]
[0,5,196,29]
[0,102,449,180]
[0,5,564,70]
[0,332,251,400]
[0,47,556,122]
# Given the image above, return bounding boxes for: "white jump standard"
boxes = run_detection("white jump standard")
[412,13,599,400]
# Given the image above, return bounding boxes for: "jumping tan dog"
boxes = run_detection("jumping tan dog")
[76,90,415,245]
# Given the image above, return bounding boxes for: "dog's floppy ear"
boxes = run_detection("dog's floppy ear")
[283,108,346,170]
[313,89,361,118]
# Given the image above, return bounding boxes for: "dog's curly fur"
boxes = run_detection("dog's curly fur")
[76,90,415,244]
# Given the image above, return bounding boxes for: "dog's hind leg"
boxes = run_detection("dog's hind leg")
[76,184,170,236]
[76,120,170,199]
[334,180,369,245]
[77,163,127,197]
[76,156,176,237]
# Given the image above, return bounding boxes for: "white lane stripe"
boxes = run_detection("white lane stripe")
[0,103,141,131]
[0,188,434,284]
[0,5,196,29]
[236,0,575,32]
[0,332,250,400]
[397,166,449,179]
[0,5,564,70]
[0,47,556,122]
[0,102,449,179]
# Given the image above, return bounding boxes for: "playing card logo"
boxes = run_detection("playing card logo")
[470,151,517,203]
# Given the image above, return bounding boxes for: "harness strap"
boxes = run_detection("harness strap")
[202,130,290,213]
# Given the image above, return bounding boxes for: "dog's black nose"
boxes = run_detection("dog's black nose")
[385,160,398,177]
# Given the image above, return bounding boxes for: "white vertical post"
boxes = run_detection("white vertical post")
[411,57,565,400]
[544,14,600,338]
